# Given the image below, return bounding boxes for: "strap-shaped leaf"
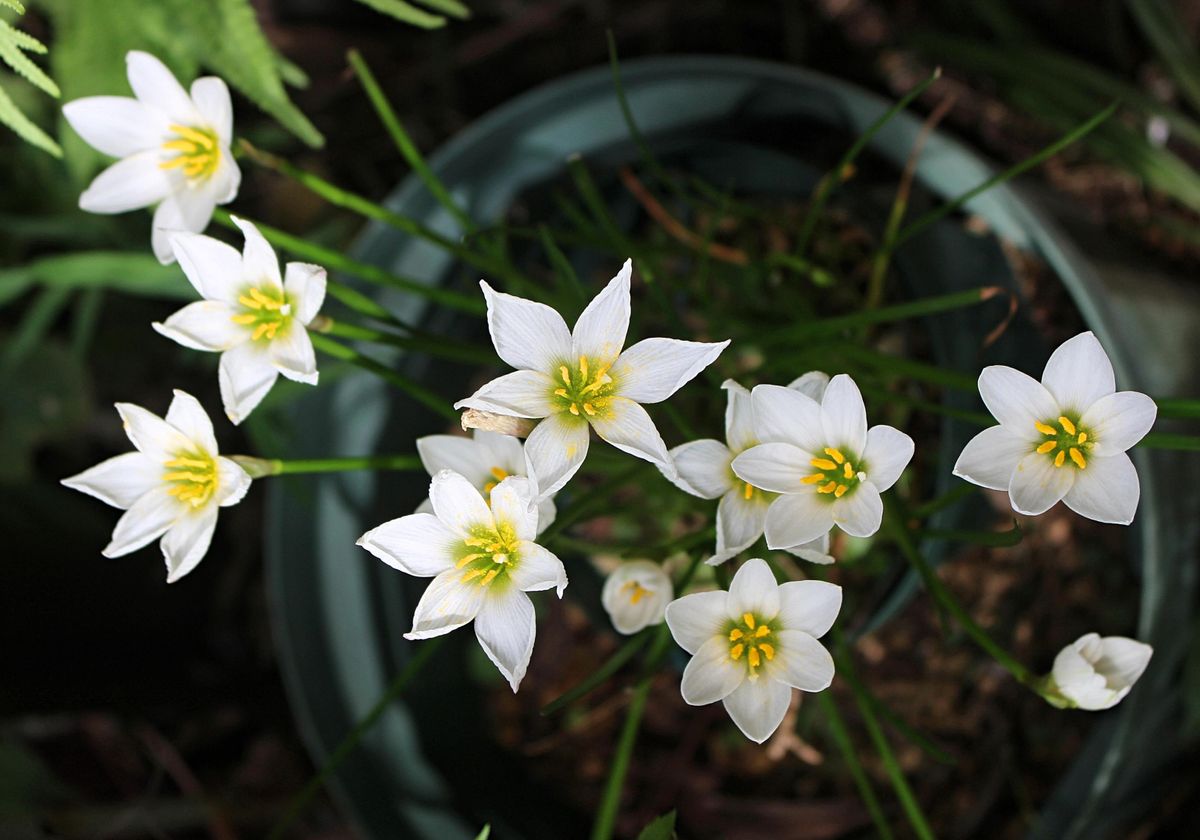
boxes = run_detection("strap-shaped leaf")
[353,0,447,29]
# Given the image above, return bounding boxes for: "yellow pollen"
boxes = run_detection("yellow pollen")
[1036,440,1057,454]
[481,569,499,587]
[164,457,209,469]
[622,581,650,605]
[569,403,580,416]
[456,553,483,568]
[802,473,826,484]
[251,323,272,341]
[554,388,569,398]
[1035,421,1058,436]
[824,447,845,464]
[843,461,854,479]
[730,644,745,660]
[559,365,572,386]
[729,628,744,641]
[230,313,257,325]
[159,124,219,181]
[834,484,848,498]
[1054,450,1066,468]
[162,451,217,508]
[742,612,756,630]
[754,625,770,638]
[579,356,588,379]
[1069,448,1087,469]
[581,374,611,396]
[811,458,838,471]
[583,402,596,416]
[818,481,838,494]
[743,482,754,500]
[464,537,490,548]
[748,647,761,668]
[758,643,775,660]
[490,466,508,482]
[461,568,486,583]
[1077,432,1088,444]
[1059,416,1077,435]
[238,294,262,310]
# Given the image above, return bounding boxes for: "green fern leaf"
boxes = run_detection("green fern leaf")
[5,22,44,53]
[354,0,447,29]
[0,83,61,156]
[0,21,59,96]
[0,0,27,14]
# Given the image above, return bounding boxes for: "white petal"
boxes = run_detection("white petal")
[126,51,200,123]
[357,512,457,576]
[571,259,631,364]
[511,541,568,596]
[1094,636,1153,689]
[711,490,768,563]
[417,435,492,489]
[473,430,527,477]
[190,77,233,142]
[764,492,834,549]
[405,569,486,639]
[750,384,825,451]
[589,397,671,471]
[730,443,810,494]
[429,469,494,536]
[454,370,557,418]
[154,301,245,352]
[978,366,1059,431]
[162,506,218,583]
[232,215,283,290]
[727,557,780,620]
[832,482,883,538]
[474,588,537,692]
[209,151,241,204]
[61,452,162,509]
[116,402,190,461]
[522,412,590,502]
[610,337,729,404]
[535,498,557,536]
[669,439,733,499]
[284,263,327,325]
[1053,644,1114,710]
[169,231,243,303]
[1041,331,1115,414]
[1081,392,1158,456]
[773,630,835,692]
[787,370,830,402]
[681,637,745,705]
[152,192,218,264]
[1009,452,1075,516]
[953,425,1029,491]
[62,96,166,158]
[218,343,278,425]
[1063,453,1139,525]
[214,457,251,507]
[722,677,792,743]
[489,476,538,541]
[777,580,842,638]
[165,389,218,454]
[722,380,756,453]
[102,487,181,557]
[665,589,729,655]
[480,281,572,372]
[602,561,672,634]
[270,325,318,385]
[820,374,868,453]
[782,534,834,565]
[79,151,172,214]
[861,425,914,492]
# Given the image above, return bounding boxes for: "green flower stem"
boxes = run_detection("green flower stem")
[541,633,650,716]
[1141,432,1200,451]
[311,315,494,365]
[540,462,654,543]
[266,637,444,840]
[310,333,457,421]
[211,209,481,316]
[229,454,423,478]
[817,691,896,840]
[1154,398,1200,419]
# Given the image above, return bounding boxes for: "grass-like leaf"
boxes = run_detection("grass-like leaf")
[353,0,448,28]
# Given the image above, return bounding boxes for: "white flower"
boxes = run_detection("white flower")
[357,470,567,691]
[1049,633,1153,710]
[61,390,251,582]
[415,430,556,534]
[454,260,730,503]
[666,376,834,565]
[664,558,841,743]
[730,374,914,548]
[601,561,673,634]
[953,332,1157,524]
[62,51,240,264]
[152,217,326,425]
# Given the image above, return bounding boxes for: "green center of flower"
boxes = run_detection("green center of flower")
[231,286,293,342]
[1034,415,1093,469]
[802,446,864,499]
[160,123,221,182]
[550,355,616,419]
[727,612,776,681]
[455,522,520,589]
[163,450,218,508]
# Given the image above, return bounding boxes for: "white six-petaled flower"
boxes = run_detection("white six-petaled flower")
[357,470,567,691]
[953,332,1157,524]
[666,374,834,565]
[601,560,674,635]
[664,558,841,743]
[1049,632,1153,710]
[61,390,251,582]
[62,51,240,264]
[415,429,556,534]
[730,374,914,548]
[152,217,326,425]
[454,260,730,503]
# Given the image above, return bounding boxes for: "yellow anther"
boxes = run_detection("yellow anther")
[581,374,611,396]
[754,625,770,638]
[480,569,499,587]
[579,356,588,380]
[743,482,754,500]
[252,323,272,341]
[559,365,572,386]
[729,628,744,641]
[758,643,775,660]
[748,647,761,668]
[169,124,215,148]
[1069,448,1087,469]
[569,403,580,416]
[801,473,826,485]
[159,156,191,171]
[231,313,257,325]
[1036,440,1057,454]
[162,471,207,482]
[490,466,508,482]
[583,402,596,416]
[843,461,854,479]
[818,481,838,494]
[742,613,756,630]
[622,581,649,605]
[824,447,845,464]
[810,458,838,471]
[456,553,483,568]
[462,568,485,583]
[730,644,745,660]
[1059,416,1077,435]
[1054,450,1066,468]
[1077,432,1088,444]
[486,542,502,552]
[1035,421,1057,436]
[238,294,263,310]
[834,484,848,498]
[164,457,210,469]
[554,388,569,398]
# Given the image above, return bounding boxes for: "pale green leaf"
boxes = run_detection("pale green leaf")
[0,21,59,96]
[637,811,677,840]
[354,0,447,29]
[0,83,60,156]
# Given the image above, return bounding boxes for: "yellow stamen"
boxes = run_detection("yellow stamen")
[834,484,848,498]
[164,457,210,469]
[1077,432,1088,444]
[559,365,571,386]
[159,156,191,171]
[569,403,580,416]
[238,294,262,310]
[758,643,775,660]
[1036,440,1057,454]
[743,482,754,500]
[456,553,483,568]
[231,313,257,325]
[754,625,770,638]
[579,356,588,380]
[462,568,485,583]
[554,388,569,398]
[742,612,756,630]
[748,647,761,668]
[843,461,854,479]
[252,323,272,341]
[824,447,845,464]
[170,124,215,148]
[1054,449,1066,468]
[464,537,490,547]
[583,402,596,416]
[490,466,508,482]
[729,628,744,641]
[1035,421,1057,436]
[162,471,208,482]
[480,569,499,587]
[1059,416,1077,435]
[801,473,826,484]
[730,644,745,660]
[1069,447,1087,469]
[818,481,838,494]
[810,458,838,471]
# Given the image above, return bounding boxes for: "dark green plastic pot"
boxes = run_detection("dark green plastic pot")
[266,56,1200,839]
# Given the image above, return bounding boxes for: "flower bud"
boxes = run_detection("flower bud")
[1049,633,1152,710]
[601,561,673,635]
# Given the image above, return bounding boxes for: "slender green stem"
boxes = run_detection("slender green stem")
[538,224,587,308]
[910,484,977,519]
[266,637,444,840]
[817,692,895,840]
[590,667,653,840]
[541,633,650,716]
[229,454,423,478]
[313,315,493,365]
[1141,432,1200,451]
[921,520,1022,547]
[310,333,457,421]
[540,462,653,542]
[1153,397,1200,420]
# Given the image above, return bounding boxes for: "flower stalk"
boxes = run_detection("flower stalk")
[229,454,423,478]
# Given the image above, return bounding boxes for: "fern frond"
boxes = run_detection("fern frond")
[0,83,61,156]
[354,0,447,29]
[0,20,58,96]
[0,0,27,14]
